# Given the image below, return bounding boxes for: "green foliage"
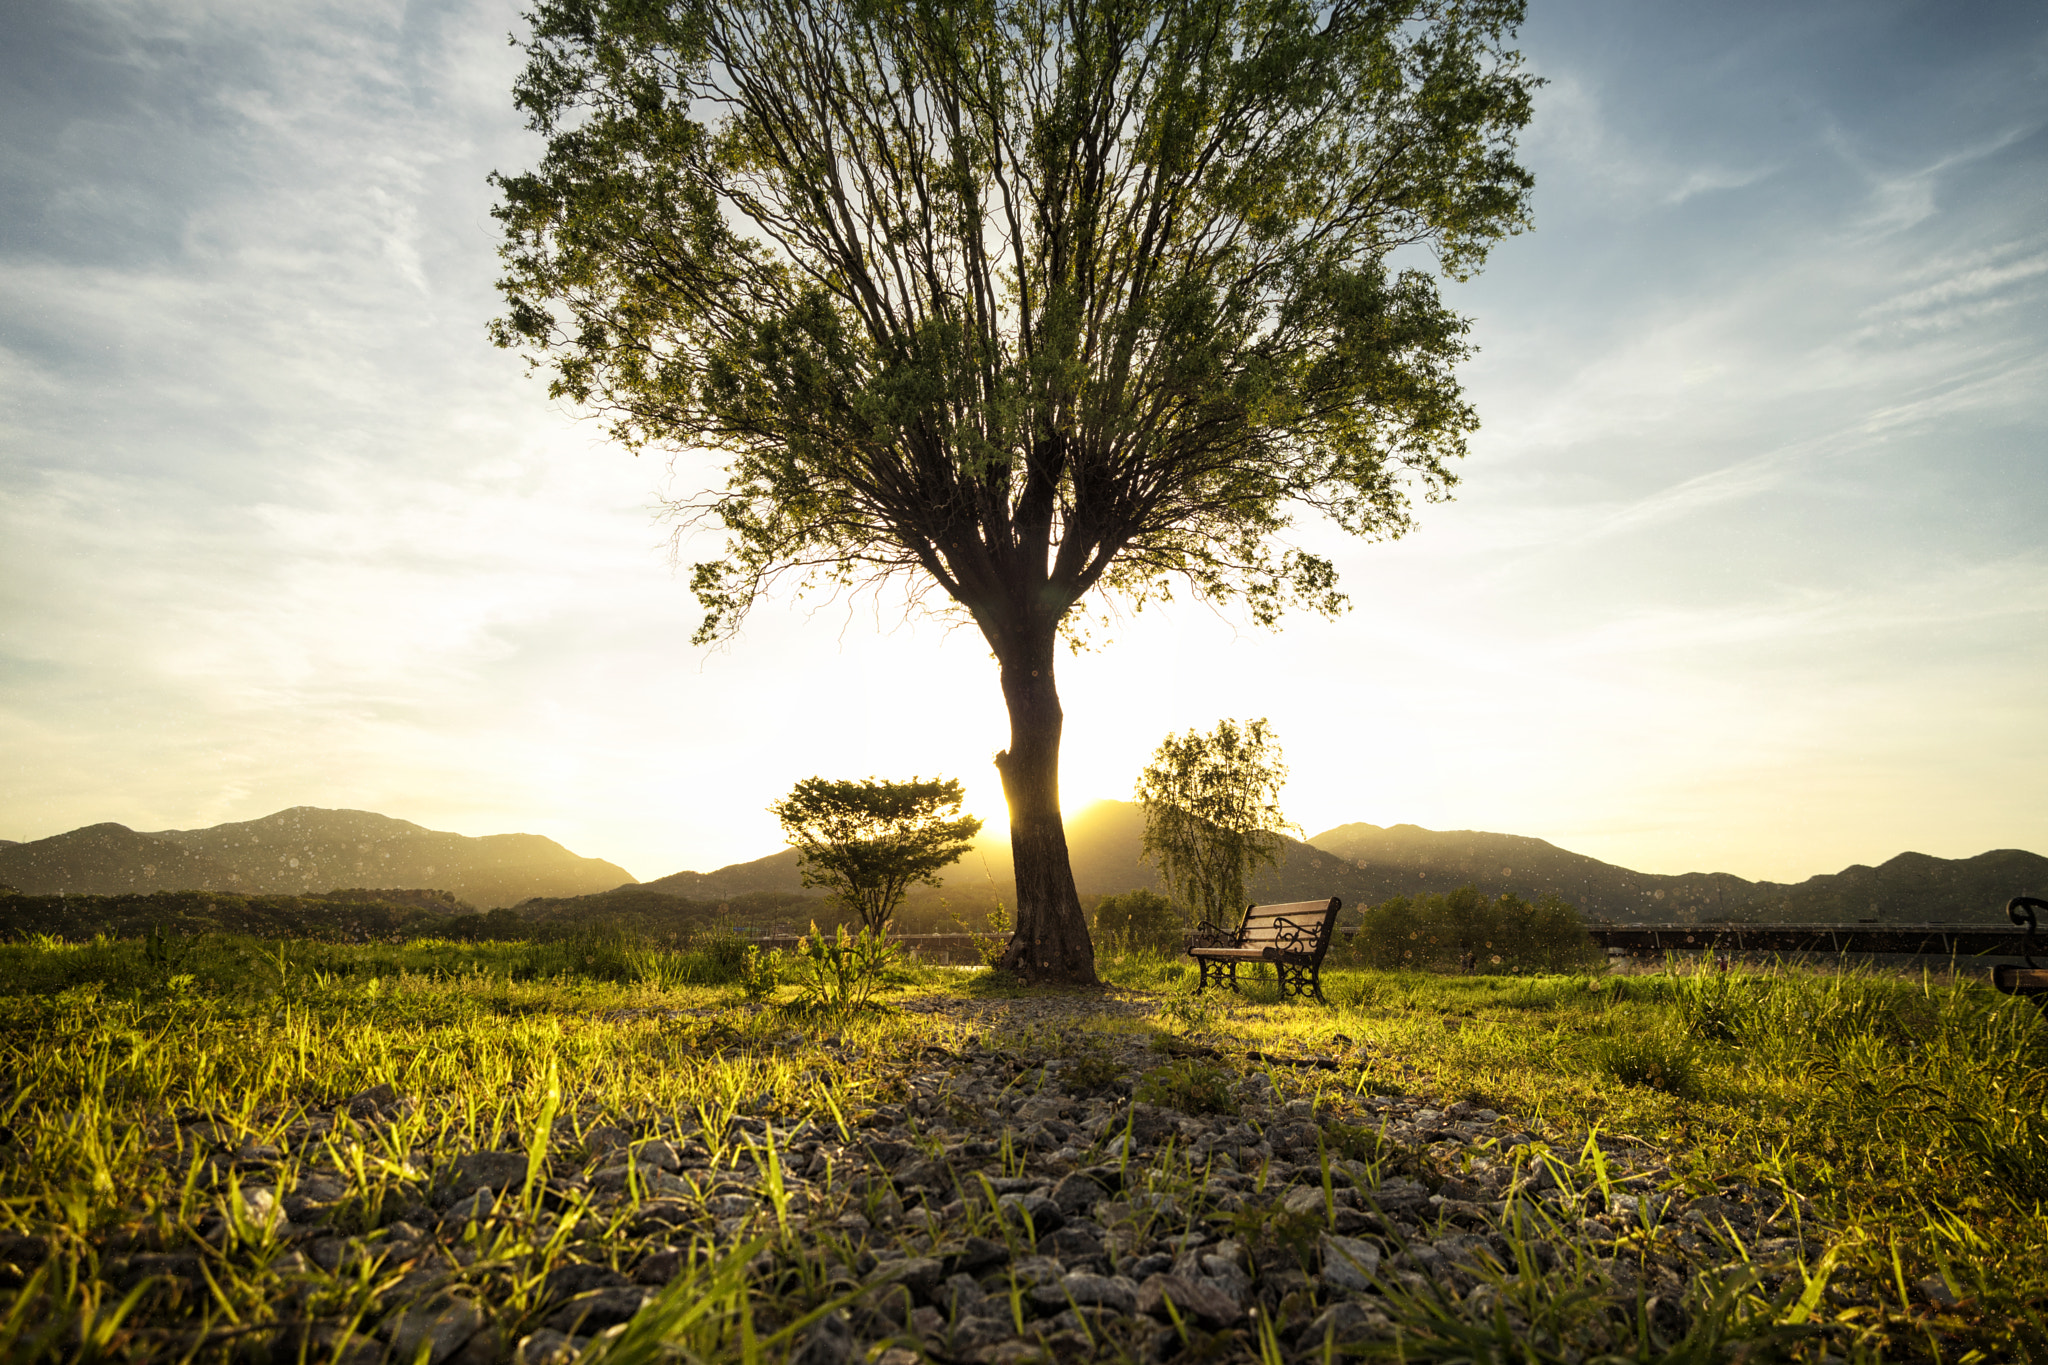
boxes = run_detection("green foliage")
[739,944,783,1001]
[1344,885,1602,973]
[1061,1051,1126,1094]
[787,922,901,1014]
[1136,719,1295,931]
[697,932,754,982]
[770,777,982,937]
[1155,988,1220,1036]
[1579,1023,1706,1099]
[492,0,1535,649]
[1092,889,1181,952]
[1133,1060,1239,1116]
[959,901,1013,970]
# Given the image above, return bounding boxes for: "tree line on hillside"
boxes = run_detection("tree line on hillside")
[0,889,458,943]
[3,881,1597,975]
[1092,884,1600,974]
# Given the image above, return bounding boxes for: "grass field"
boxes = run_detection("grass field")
[0,931,2041,1363]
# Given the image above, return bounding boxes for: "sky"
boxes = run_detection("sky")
[2,0,2044,887]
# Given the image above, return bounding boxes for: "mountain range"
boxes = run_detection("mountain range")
[0,808,631,909]
[4,802,2039,926]
[647,800,2044,926]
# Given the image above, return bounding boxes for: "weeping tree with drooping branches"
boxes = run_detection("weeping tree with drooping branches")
[1136,717,1295,932]
[489,0,1537,984]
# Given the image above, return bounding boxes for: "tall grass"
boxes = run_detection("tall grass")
[3,931,2042,1358]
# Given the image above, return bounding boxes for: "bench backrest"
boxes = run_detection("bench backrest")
[1234,898,1342,961]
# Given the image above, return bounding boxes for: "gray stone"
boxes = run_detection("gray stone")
[792,1310,853,1365]
[1303,1301,1393,1344]
[866,1255,945,1304]
[541,1263,630,1304]
[1134,1273,1241,1329]
[1126,1105,1176,1145]
[1369,1176,1431,1212]
[1319,1233,1382,1292]
[1283,1185,1329,1216]
[542,1287,654,1334]
[234,1185,287,1232]
[1049,1172,1109,1216]
[635,1139,683,1172]
[1040,1225,1103,1262]
[450,1151,530,1192]
[997,1192,1065,1236]
[949,1313,1018,1351]
[1268,1120,1320,1151]
[342,1084,400,1119]
[1202,1259,1252,1305]
[581,1125,631,1158]
[1026,1273,1136,1316]
[1015,1096,1068,1126]
[440,1190,498,1231]
[292,1172,348,1204]
[937,1272,988,1317]
[513,1328,586,1365]
[385,1300,485,1365]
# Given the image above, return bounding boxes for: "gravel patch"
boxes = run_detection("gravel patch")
[99,990,1841,1362]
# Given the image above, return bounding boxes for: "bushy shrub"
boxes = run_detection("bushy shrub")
[1343,885,1601,974]
[1093,888,1182,952]
[1583,1023,1704,1096]
[787,921,899,1012]
[697,932,753,983]
[739,944,782,1000]
[967,902,1012,968]
[1134,1059,1238,1116]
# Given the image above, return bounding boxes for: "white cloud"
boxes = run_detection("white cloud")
[4,0,2047,889]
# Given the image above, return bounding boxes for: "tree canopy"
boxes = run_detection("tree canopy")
[770,776,983,936]
[491,0,1536,982]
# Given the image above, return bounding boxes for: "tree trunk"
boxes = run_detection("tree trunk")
[991,641,1099,986]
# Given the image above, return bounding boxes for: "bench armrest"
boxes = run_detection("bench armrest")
[1185,921,1237,951]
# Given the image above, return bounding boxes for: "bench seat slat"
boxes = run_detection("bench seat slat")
[1993,965,2048,993]
[1188,946,1316,961]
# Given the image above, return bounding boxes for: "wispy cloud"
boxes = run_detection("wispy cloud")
[3,0,2047,885]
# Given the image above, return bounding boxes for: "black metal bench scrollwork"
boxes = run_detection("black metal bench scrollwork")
[1993,896,2048,1004]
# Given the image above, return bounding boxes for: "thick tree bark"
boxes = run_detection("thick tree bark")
[990,641,1099,985]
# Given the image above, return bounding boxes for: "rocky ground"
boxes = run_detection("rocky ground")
[24,991,1846,1363]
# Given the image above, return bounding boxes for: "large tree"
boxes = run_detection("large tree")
[491,0,1536,984]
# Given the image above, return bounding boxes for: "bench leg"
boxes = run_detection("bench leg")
[1274,960,1327,1004]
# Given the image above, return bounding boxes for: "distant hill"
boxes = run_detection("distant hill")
[0,808,633,910]
[0,823,244,898]
[640,849,809,901]
[1307,821,2047,924]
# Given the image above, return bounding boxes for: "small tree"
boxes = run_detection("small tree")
[770,777,983,937]
[1136,719,1294,931]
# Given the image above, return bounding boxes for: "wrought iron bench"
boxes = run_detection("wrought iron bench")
[1186,897,1342,1004]
[1993,896,2048,1004]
